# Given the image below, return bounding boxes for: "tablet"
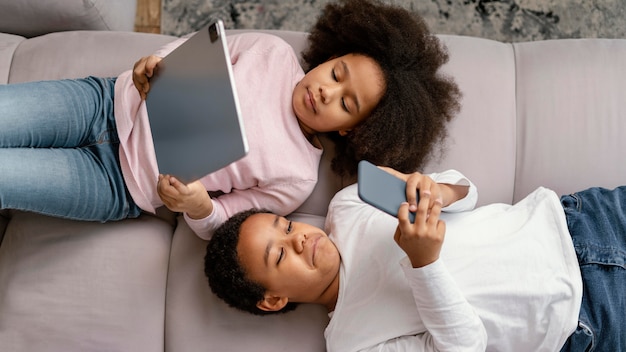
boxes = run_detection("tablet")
[146,20,248,181]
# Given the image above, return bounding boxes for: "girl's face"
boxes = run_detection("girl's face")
[292,54,385,136]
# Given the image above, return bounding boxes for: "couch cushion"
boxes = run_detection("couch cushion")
[0,0,137,38]
[164,216,328,352]
[8,31,176,83]
[0,212,173,351]
[513,38,626,201]
[423,35,517,206]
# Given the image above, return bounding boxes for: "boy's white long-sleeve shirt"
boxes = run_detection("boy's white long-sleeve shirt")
[114,33,322,238]
[325,173,581,352]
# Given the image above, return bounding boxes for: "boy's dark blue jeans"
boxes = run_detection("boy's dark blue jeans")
[560,186,626,352]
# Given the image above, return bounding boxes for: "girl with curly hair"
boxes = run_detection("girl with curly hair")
[0,0,460,240]
[303,0,460,177]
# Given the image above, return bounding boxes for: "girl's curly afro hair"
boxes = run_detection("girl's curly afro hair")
[302,0,461,177]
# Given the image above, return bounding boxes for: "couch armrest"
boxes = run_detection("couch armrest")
[0,0,138,38]
[0,33,25,84]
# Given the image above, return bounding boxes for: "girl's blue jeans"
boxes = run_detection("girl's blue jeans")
[560,186,626,352]
[0,77,141,221]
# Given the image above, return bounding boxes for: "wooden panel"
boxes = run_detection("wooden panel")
[135,0,161,33]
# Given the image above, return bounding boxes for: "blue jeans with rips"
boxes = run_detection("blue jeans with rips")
[559,186,626,352]
[0,77,141,221]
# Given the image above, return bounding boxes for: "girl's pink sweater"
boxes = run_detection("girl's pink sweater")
[114,32,322,239]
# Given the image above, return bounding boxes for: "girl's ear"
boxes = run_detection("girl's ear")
[257,295,289,312]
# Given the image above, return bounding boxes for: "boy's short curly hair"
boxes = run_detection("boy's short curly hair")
[204,209,298,316]
[302,0,461,177]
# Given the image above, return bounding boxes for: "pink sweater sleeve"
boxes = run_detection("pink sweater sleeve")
[185,179,317,240]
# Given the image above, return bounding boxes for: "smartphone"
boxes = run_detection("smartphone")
[357,160,417,222]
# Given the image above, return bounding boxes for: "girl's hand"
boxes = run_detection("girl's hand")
[132,55,162,100]
[157,175,213,219]
[379,167,444,213]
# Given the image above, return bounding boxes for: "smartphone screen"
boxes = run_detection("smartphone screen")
[357,160,417,222]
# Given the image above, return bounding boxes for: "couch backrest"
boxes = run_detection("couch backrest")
[433,36,626,206]
[0,0,137,38]
[8,31,176,83]
[422,35,517,206]
[512,39,626,200]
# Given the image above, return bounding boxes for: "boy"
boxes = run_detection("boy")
[205,167,625,351]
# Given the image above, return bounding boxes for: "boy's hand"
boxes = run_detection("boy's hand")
[157,175,213,219]
[394,192,446,268]
[381,168,446,268]
[133,55,162,100]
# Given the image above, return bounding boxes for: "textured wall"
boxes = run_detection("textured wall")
[162,0,626,42]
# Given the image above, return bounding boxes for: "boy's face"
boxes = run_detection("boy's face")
[237,213,341,310]
[292,53,385,136]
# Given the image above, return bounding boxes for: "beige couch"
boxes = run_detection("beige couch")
[2,3,626,352]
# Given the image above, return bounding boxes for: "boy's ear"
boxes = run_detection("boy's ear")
[256,295,289,312]
[338,129,351,136]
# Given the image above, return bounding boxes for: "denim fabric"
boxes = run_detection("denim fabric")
[0,77,141,221]
[559,186,626,352]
